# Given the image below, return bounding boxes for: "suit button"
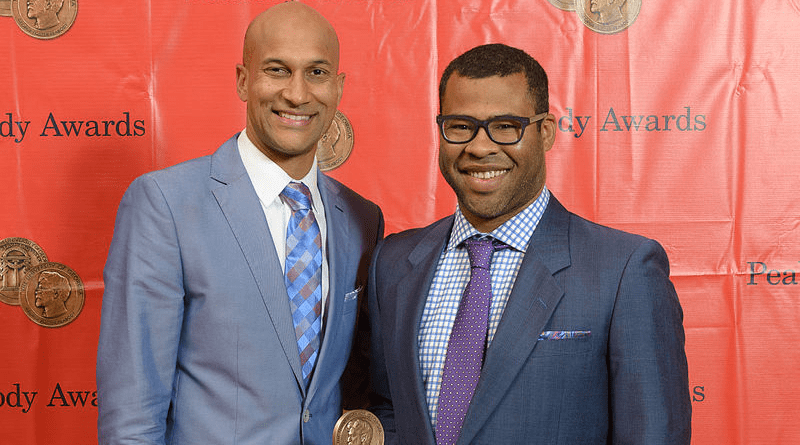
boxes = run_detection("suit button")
[303,409,311,423]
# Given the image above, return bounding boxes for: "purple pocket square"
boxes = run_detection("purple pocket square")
[538,330,591,341]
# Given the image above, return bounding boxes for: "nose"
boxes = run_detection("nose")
[282,73,310,106]
[463,126,500,158]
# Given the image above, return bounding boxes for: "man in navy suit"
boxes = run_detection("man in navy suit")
[96,3,383,444]
[368,44,690,444]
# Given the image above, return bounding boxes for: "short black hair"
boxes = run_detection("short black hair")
[438,43,549,114]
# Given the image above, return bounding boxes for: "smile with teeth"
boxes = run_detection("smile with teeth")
[276,111,311,122]
[468,169,508,180]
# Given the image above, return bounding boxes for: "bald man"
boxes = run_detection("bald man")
[96,3,384,444]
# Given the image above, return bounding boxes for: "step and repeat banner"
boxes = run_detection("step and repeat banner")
[1,0,799,443]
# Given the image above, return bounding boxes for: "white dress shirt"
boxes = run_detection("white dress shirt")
[237,130,330,318]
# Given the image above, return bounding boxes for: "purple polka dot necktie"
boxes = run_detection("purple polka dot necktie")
[281,182,322,386]
[435,236,503,445]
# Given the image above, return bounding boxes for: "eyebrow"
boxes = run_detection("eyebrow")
[261,58,334,67]
[444,113,525,120]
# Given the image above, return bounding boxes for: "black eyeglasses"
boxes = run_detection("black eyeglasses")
[436,112,548,145]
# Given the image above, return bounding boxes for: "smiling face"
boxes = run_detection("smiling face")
[438,72,555,232]
[236,3,344,179]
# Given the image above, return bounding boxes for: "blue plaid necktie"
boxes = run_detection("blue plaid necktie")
[435,236,504,445]
[281,182,322,385]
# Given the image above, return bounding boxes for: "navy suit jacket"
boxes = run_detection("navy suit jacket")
[97,135,384,444]
[368,196,690,444]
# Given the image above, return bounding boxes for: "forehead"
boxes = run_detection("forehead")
[247,16,339,68]
[441,73,535,117]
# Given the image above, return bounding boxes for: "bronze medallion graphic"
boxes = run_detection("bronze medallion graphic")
[333,409,384,445]
[575,0,640,34]
[317,110,354,172]
[0,237,48,306]
[0,0,11,17]
[18,262,84,328]
[547,0,575,12]
[10,0,77,39]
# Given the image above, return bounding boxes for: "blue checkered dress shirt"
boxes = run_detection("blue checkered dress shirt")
[418,186,550,428]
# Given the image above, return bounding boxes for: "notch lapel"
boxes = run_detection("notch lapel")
[394,217,453,444]
[209,138,304,388]
[305,174,350,400]
[457,197,572,444]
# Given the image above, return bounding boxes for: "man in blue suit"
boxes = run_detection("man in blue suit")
[96,3,383,444]
[368,44,690,444]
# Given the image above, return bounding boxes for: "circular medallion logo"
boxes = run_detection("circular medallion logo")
[547,0,575,12]
[18,262,84,328]
[0,237,48,306]
[575,0,640,34]
[10,0,77,39]
[317,110,354,172]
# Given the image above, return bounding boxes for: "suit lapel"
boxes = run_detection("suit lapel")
[209,137,304,387]
[305,173,350,400]
[394,217,453,444]
[458,197,572,444]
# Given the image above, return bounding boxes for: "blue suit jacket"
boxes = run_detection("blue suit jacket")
[97,135,384,444]
[368,196,690,444]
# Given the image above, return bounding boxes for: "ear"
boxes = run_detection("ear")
[540,113,557,152]
[235,64,248,102]
[336,72,346,106]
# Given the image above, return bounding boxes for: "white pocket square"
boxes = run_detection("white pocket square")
[344,286,363,301]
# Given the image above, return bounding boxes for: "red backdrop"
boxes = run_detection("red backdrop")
[2,0,799,443]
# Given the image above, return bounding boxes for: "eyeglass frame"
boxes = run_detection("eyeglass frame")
[435,112,549,145]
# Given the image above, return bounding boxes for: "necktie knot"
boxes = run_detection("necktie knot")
[281,182,312,212]
[464,236,502,270]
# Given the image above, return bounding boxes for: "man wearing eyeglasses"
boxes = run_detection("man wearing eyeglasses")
[367,43,691,444]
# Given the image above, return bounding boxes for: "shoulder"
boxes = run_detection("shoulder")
[571,213,650,249]
[141,156,211,184]
[375,215,453,261]
[546,196,669,266]
[320,174,381,215]
[386,215,451,244]
[125,135,239,198]
[564,209,671,274]
[119,156,212,212]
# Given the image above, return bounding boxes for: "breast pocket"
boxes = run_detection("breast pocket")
[533,330,592,357]
[341,286,362,315]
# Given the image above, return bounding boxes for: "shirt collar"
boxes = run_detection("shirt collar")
[448,186,550,252]
[237,130,322,211]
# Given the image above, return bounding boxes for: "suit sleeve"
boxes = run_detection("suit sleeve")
[96,175,185,445]
[608,238,691,444]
